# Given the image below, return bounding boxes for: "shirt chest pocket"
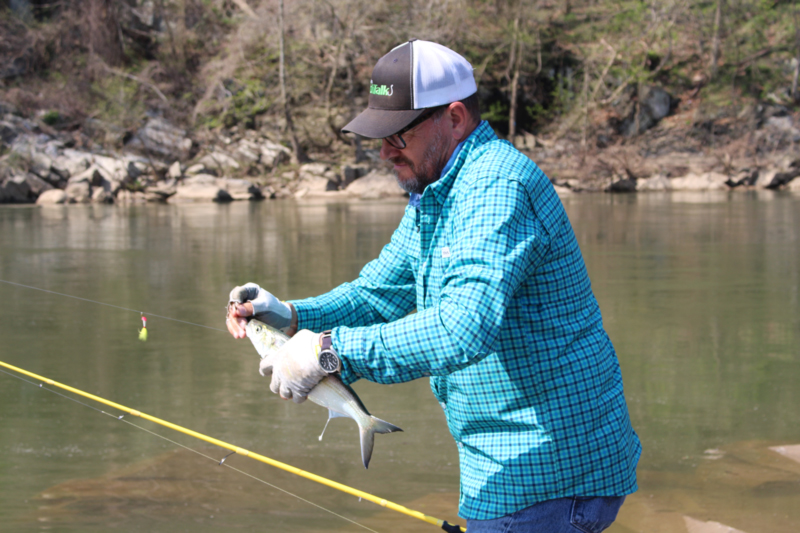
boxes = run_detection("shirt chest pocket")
[425,233,452,306]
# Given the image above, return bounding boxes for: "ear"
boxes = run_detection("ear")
[446,102,470,143]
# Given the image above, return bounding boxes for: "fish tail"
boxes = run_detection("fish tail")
[359,416,403,469]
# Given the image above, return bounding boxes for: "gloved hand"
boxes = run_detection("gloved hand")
[227,282,293,338]
[259,329,326,403]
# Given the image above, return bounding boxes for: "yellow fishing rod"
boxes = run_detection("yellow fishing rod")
[0,359,465,533]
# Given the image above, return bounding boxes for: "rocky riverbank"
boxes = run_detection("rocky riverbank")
[1,97,799,205]
[0,102,405,205]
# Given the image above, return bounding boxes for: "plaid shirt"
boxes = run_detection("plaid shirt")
[291,121,641,520]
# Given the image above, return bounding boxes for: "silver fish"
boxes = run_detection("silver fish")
[245,319,402,469]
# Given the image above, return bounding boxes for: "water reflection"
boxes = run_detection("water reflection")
[1,193,799,532]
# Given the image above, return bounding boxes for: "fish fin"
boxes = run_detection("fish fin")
[359,425,374,469]
[327,409,349,419]
[369,416,403,434]
[359,416,403,469]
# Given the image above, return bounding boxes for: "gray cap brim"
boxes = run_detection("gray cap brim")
[341,107,426,139]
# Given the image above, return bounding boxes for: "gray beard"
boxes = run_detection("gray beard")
[392,129,449,195]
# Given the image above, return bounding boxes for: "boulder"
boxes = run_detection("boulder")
[669,172,729,191]
[65,181,91,203]
[167,161,182,179]
[618,85,676,137]
[606,178,636,193]
[128,117,193,160]
[145,177,178,198]
[341,164,370,189]
[299,162,330,180]
[344,170,405,199]
[168,183,233,203]
[669,172,728,191]
[258,139,291,169]
[0,175,33,203]
[182,174,218,186]
[27,151,54,179]
[69,166,105,187]
[754,170,777,189]
[197,151,240,174]
[116,190,148,204]
[294,177,333,199]
[126,160,148,181]
[788,178,800,192]
[552,184,572,196]
[636,174,670,191]
[185,163,213,176]
[219,178,263,200]
[92,187,114,203]
[725,169,759,188]
[93,155,128,182]
[24,173,53,196]
[53,150,92,179]
[764,115,800,142]
[233,139,261,164]
[765,169,800,189]
[36,189,67,205]
[0,120,18,145]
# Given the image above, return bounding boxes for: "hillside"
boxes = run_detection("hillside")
[1,0,800,201]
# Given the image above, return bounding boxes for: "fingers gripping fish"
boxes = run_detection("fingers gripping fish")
[244,319,403,469]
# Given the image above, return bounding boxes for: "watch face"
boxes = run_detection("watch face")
[319,351,339,373]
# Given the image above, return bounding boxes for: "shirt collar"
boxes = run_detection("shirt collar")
[409,120,494,208]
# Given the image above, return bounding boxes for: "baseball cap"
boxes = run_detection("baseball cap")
[342,40,477,139]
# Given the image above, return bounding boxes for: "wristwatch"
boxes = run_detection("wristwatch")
[317,330,342,374]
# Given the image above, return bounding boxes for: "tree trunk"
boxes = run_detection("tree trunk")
[793,4,800,102]
[709,0,723,79]
[279,0,308,164]
[89,0,123,67]
[508,15,523,141]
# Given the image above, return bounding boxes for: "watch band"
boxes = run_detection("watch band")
[320,330,334,351]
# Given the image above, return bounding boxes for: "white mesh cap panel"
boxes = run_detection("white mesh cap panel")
[411,41,477,109]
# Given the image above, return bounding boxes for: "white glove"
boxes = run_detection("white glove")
[229,282,292,330]
[259,329,327,404]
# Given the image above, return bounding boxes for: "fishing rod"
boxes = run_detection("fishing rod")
[0,360,465,533]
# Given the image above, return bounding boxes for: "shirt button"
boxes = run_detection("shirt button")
[458,442,464,448]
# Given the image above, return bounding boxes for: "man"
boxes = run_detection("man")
[227,40,640,532]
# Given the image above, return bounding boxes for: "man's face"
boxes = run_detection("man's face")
[379,112,452,195]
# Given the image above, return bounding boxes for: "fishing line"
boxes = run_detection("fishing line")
[0,279,466,531]
[0,361,466,532]
[0,279,226,332]
[0,367,381,533]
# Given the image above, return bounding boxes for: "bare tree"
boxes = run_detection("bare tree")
[278,0,308,163]
[508,14,523,141]
[793,2,800,102]
[709,0,723,79]
[89,0,124,67]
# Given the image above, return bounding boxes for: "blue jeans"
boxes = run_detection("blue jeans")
[466,496,626,533]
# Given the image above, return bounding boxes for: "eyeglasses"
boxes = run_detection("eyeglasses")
[383,106,446,150]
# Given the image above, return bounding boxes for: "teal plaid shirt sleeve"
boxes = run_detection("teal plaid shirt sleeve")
[331,176,547,384]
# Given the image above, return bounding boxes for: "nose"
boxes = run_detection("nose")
[380,139,401,161]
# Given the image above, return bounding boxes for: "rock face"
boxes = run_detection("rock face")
[167,175,261,203]
[618,85,676,137]
[0,175,33,202]
[344,170,406,199]
[669,172,729,191]
[127,117,193,161]
[36,189,67,204]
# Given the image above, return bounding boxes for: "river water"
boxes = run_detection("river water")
[1,192,798,533]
